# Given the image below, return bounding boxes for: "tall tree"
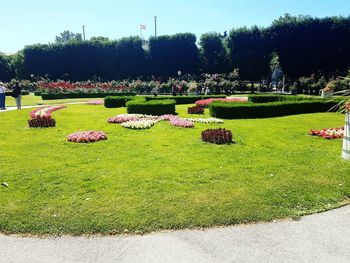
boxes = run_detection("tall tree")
[55,30,82,44]
[199,32,230,73]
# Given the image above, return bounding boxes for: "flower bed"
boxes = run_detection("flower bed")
[170,118,194,128]
[196,97,248,108]
[67,131,107,143]
[121,119,159,129]
[201,128,233,144]
[309,127,344,139]
[182,117,224,124]
[28,106,66,128]
[188,105,204,114]
[86,100,104,105]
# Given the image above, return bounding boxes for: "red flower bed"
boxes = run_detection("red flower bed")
[67,131,107,143]
[201,128,232,144]
[38,81,129,93]
[309,127,344,139]
[29,106,66,119]
[195,97,248,108]
[28,116,56,128]
[188,105,204,114]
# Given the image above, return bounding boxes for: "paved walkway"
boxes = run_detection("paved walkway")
[0,205,349,263]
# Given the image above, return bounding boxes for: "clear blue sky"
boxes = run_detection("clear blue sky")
[1,0,349,54]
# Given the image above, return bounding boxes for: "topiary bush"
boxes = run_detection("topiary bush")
[201,128,232,144]
[126,99,176,115]
[104,96,135,108]
[209,100,341,119]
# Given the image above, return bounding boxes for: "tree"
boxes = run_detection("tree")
[227,26,271,85]
[90,36,110,43]
[0,53,14,82]
[55,30,82,44]
[199,32,230,73]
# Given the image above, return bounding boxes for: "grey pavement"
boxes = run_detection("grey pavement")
[0,205,350,263]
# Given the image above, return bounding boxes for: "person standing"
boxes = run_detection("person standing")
[12,81,22,109]
[0,82,6,110]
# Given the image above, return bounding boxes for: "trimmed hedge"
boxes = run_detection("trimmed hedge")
[104,96,136,108]
[41,92,136,100]
[145,95,226,104]
[34,91,42,96]
[209,100,340,119]
[248,95,310,103]
[5,91,29,96]
[126,99,176,115]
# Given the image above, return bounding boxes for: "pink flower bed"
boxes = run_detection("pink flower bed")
[108,115,141,123]
[86,100,104,105]
[310,127,344,139]
[170,118,194,128]
[195,97,248,107]
[29,106,66,118]
[67,131,107,143]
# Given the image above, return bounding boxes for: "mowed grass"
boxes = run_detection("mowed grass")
[0,104,349,235]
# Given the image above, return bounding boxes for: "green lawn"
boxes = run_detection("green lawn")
[0,103,349,235]
[5,94,98,107]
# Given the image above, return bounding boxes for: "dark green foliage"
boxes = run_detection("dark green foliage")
[209,100,340,119]
[126,99,176,115]
[42,92,135,100]
[34,91,42,96]
[248,95,307,103]
[149,33,200,77]
[199,32,230,73]
[22,37,146,80]
[5,91,29,96]
[227,26,271,83]
[145,95,226,104]
[104,96,135,108]
[0,54,14,82]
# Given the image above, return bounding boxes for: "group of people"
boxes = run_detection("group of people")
[0,81,22,110]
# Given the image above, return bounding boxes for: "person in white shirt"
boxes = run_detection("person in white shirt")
[0,82,6,110]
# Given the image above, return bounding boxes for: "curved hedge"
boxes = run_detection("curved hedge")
[209,100,340,119]
[145,95,226,104]
[126,99,176,115]
[248,94,308,103]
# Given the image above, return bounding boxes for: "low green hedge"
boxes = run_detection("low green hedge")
[104,96,136,108]
[209,100,340,119]
[34,91,42,96]
[145,95,226,104]
[126,99,176,115]
[41,92,135,100]
[248,94,310,103]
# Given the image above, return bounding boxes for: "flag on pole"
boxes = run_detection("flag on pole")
[140,24,146,30]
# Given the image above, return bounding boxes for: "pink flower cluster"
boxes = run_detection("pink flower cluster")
[170,118,194,128]
[67,131,107,143]
[108,115,142,123]
[195,97,249,107]
[86,100,104,105]
[29,106,66,118]
[310,127,344,139]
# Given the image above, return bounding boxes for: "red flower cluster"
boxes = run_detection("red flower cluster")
[38,81,129,93]
[195,97,248,108]
[201,128,233,144]
[29,106,66,119]
[28,116,56,128]
[187,105,204,114]
[67,131,107,143]
[309,127,344,139]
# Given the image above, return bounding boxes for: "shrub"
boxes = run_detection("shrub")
[41,92,135,100]
[247,95,306,103]
[104,96,134,108]
[188,105,204,114]
[28,116,56,128]
[5,91,29,96]
[202,128,232,144]
[209,100,341,119]
[126,99,176,115]
[34,91,42,96]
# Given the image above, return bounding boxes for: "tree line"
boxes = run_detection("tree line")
[1,14,350,83]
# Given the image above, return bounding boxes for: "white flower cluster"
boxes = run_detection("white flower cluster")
[182,117,224,124]
[121,119,159,129]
